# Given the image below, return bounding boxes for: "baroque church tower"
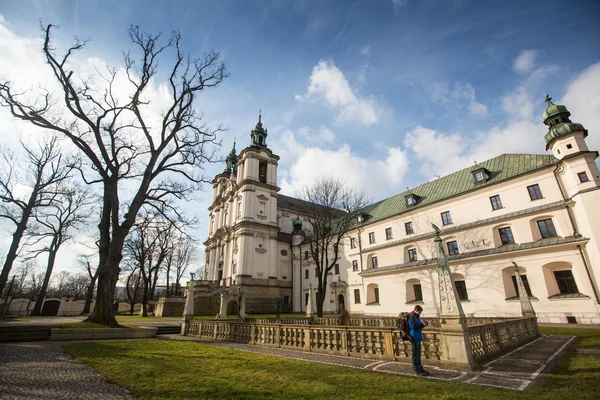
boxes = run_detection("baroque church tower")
[204,113,292,314]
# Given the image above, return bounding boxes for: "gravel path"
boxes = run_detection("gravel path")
[0,342,134,400]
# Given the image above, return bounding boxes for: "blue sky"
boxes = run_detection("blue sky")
[1,0,599,272]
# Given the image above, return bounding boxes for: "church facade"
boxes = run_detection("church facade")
[203,97,600,324]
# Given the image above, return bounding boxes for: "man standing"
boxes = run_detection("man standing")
[408,305,429,376]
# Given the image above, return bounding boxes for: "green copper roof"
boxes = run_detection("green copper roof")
[544,122,588,148]
[359,153,557,226]
[542,94,569,121]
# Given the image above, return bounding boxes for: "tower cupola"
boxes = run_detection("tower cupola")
[250,111,268,148]
[224,140,238,175]
[542,94,588,150]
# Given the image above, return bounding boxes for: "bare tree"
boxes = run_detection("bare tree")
[65,273,90,299]
[0,136,75,296]
[77,254,99,315]
[25,185,91,315]
[0,25,228,325]
[121,258,143,315]
[172,236,196,296]
[297,177,369,317]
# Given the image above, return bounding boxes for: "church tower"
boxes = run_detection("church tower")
[543,95,600,307]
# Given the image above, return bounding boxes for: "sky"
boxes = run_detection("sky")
[0,0,599,277]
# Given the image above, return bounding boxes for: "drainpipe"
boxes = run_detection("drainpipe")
[577,245,600,304]
[553,162,580,236]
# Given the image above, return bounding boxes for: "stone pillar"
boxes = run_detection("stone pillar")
[217,292,227,319]
[432,224,475,370]
[181,281,195,335]
[239,293,248,318]
[306,284,314,317]
[512,262,535,317]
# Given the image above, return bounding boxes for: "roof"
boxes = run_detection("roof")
[277,193,337,215]
[358,153,557,226]
[359,235,588,277]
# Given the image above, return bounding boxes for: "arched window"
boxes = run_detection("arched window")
[502,266,533,300]
[367,284,380,304]
[530,216,559,241]
[406,278,423,303]
[452,273,468,301]
[492,224,517,247]
[542,262,583,298]
[367,253,378,269]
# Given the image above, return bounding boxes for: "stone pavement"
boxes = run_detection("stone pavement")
[0,342,133,400]
[161,333,576,391]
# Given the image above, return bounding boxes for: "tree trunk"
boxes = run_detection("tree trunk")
[0,214,31,296]
[81,276,97,315]
[31,243,58,316]
[140,277,149,317]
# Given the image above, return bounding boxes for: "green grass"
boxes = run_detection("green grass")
[193,313,306,320]
[61,327,600,400]
[539,326,600,349]
[115,316,180,323]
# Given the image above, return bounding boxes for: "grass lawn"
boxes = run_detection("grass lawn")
[115,316,180,323]
[194,313,306,320]
[538,326,600,348]
[58,322,138,329]
[61,327,600,400]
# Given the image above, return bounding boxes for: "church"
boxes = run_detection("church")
[203,96,600,324]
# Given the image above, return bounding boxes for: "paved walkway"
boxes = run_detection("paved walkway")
[0,342,133,400]
[161,334,575,392]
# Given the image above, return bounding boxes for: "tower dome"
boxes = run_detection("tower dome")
[542,95,587,150]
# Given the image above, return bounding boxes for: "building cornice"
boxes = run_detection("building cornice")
[360,199,573,253]
[359,235,589,278]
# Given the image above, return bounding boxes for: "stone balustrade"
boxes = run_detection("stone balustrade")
[468,317,539,363]
[187,316,539,369]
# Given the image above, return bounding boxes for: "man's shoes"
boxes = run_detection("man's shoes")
[420,370,430,376]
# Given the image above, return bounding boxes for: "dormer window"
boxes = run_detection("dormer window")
[472,167,490,184]
[405,194,419,207]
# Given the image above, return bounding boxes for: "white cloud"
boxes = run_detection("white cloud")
[360,46,371,57]
[295,59,385,126]
[428,81,487,116]
[513,50,538,74]
[561,62,600,151]
[275,129,408,200]
[297,126,335,144]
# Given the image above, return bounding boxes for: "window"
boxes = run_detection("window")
[367,284,379,304]
[314,268,318,277]
[406,196,415,206]
[578,172,589,183]
[374,287,380,303]
[490,195,503,210]
[354,289,361,304]
[499,227,515,245]
[334,264,340,274]
[350,238,357,249]
[537,219,557,238]
[511,275,532,297]
[283,296,289,305]
[441,211,452,225]
[527,184,543,200]
[408,248,418,262]
[413,284,423,301]
[475,171,485,182]
[455,281,468,300]
[385,227,393,240]
[371,256,378,269]
[447,241,459,255]
[405,221,414,235]
[554,270,579,294]
[352,260,359,271]
[304,251,309,260]
[566,144,573,149]
[368,232,375,244]
[304,269,309,279]
[258,161,267,184]
[305,293,309,305]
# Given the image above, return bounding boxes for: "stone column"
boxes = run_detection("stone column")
[512,262,535,317]
[217,292,227,319]
[306,284,314,317]
[239,293,248,318]
[181,280,195,336]
[432,224,475,370]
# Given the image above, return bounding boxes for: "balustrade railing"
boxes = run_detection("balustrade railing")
[468,317,538,363]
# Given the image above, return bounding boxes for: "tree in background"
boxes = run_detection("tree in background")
[77,254,99,315]
[0,136,75,296]
[297,177,369,317]
[0,24,227,326]
[25,185,91,315]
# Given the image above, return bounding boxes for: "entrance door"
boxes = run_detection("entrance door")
[41,300,61,316]
[337,294,345,312]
